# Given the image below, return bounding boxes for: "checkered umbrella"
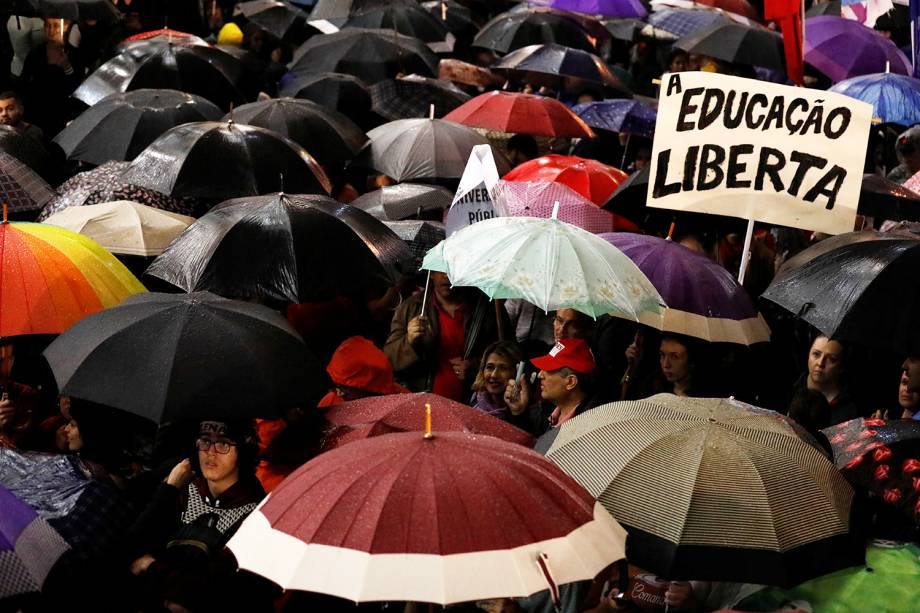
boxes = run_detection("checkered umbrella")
[370,75,470,121]
[382,220,445,270]
[0,151,55,213]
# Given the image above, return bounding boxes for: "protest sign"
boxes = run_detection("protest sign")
[648,71,873,235]
[445,144,501,236]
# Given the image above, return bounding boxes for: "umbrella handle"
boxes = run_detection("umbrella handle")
[536,552,561,611]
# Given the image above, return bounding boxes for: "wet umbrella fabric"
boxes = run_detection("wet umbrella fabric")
[341,2,452,49]
[804,16,912,82]
[351,183,453,220]
[53,89,222,166]
[119,121,331,200]
[492,43,625,91]
[857,174,920,222]
[146,193,410,303]
[646,7,733,38]
[530,0,648,18]
[503,154,626,205]
[121,28,208,46]
[444,91,594,139]
[0,151,55,212]
[224,98,367,170]
[228,431,627,604]
[572,99,656,138]
[381,220,445,269]
[675,20,784,70]
[43,291,326,424]
[238,0,310,41]
[278,71,378,129]
[0,124,53,179]
[473,9,597,54]
[829,73,920,127]
[491,180,621,233]
[369,76,471,121]
[649,0,761,22]
[546,395,864,587]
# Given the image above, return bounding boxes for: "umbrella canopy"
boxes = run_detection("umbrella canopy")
[493,43,626,92]
[118,120,331,200]
[473,8,597,54]
[530,0,648,18]
[646,7,733,38]
[351,182,453,220]
[599,233,771,344]
[444,91,594,138]
[307,0,390,23]
[674,20,784,70]
[53,89,223,166]
[491,180,624,233]
[858,174,920,223]
[0,151,55,213]
[804,16,912,82]
[650,0,760,22]
[0,124,53,179]
[321,392,535,450]
[602,17,649,41]
[238,0,310,41]
[369,75,471,121]
[31,0,120,22]
[422,213,664,319]
[806,0,840,17]
[224,98,367,170]
[146,193,410,303]
[382,219,445,269]
[228,431,627,604]
[341,1,452,50]
[43,291,326,425]
[278,71,378,129]
[73,41,248,110]
[546,394,864,587]
[289,28,439,84]
[572,99,656,138]
[438,58,505,89]
[0,221,145,336]
[42,201,194,257]
[356,117,511,181]
[774,229,911,276]
[829,73,920,127]
[504,154,627,205]
[122,28,208,46]
[0,483,70,600]
[762,236,920,353]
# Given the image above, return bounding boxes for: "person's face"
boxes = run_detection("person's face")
[43,18,67,44]
[659,339,690,384]
[539,368,574,403]
[482,352,514,395]
[63,419,83,451]
[898,370,919,411]
[198,437,240,484]
[553,309,582,341]
[669,53,689,73]
[431,271,455,303]
[0,98,23,126]
[0,343,13,380]
[807,337,844,387]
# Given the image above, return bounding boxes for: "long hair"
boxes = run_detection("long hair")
[471,340,524,393]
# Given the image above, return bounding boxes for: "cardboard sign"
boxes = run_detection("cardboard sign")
[648,72,873,235]
[445,144,501,236]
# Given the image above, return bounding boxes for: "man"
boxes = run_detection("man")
[887,126,920,184]
[789,335,859,426]
[0,91,42,141]
[505,337,596,454]
[553,308,594,342]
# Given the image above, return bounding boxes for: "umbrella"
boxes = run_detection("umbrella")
[829,73,920,127]
[73,41,248,110]
[31,0,120,22]
[42,201,194,257]
[601,164,648,210]
[0,483,70,600]
[492,43,627,92]
[491,180,622,233]
[858,174,920,223]
[0,151,55,213]
[278,71,379,129]
[761,237,920,354]
[369,75,471,121]
[0,124,53,179]
[422,212,664,319]
[438,58,505,89]
[649,0,760,22]
[351,183,453,220]
[146,193,410,303]
[444,91,594,139]
[228,431,627,604]
[473,8,598,54]
[804,16,912,83]
[53,89,223,166]
[288,28,439,84]
[118,121,331,200]
[806,0,840,17]
[545,394,864,587]
[238,0,310,41]
[646,7,734,38]
[381,220,445,269]
[529,0,648,18]
[503,154,627,205]
[0,221,145,336]
[774,229,910,277]
[420,0,476,41]
[356,117,511,181]
[602,17,648,41]
[572,99,656,138]
[121,28,208,46]
[224,98,367,170]
[341,1,453,51]
[307,0,390,24]
[598,233,771,344]
[320,392,535,450]
[43,292,326,425]
[674,20,784,70]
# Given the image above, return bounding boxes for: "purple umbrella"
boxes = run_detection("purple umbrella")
[529,0,648,18]
[805,16,912,83]
[598,233,770,344]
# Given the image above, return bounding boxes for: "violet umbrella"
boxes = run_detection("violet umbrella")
[528,0,648,19]
[804,16,912,82]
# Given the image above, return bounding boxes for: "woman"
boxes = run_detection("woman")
[624,333,706,398]
[470,340,523,420]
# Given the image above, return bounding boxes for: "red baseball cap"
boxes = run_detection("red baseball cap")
[531,338,596,375]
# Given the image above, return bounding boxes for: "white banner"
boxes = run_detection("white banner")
[648,72,873,235]
[445,144,501,236]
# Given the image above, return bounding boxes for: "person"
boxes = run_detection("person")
[887,125,920,183]
[0,339,41,449]
[553,308,595,342]
[506,133,539,166]
[317,335,409,407]
[788,335,860,426]
[873,356,920,420]
[623,333,706,398]
[61,399,132,486]
[666,49,689,73]
[505,338,597,453]
[470,340,524,420]
[0,91,43,140]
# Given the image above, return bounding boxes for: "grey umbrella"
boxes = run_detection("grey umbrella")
[351,183,453,220]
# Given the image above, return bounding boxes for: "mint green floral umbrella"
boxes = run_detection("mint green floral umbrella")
[421,210,664,319]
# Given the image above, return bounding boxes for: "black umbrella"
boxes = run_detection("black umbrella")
[369,75,471,121]
[806,0,840,17]
[73,41,247,110]
[279,71,375,121]
[381,219,445,269]
[0,124,53,179]
[858,173,920,223]
[238,0,311,41]
[350,182,453,219]
[119,120,332,200]
[0,151,56,213]
[761,236,920,353]
[492,42,628,92]
[603,18,647,42]
[43,291,327,425]
[473,8,597,54]
[675,21,785,71]
[342,1,453,51]
[420,0,477,41]
[145,193,412,302]
[308,0,388,24]
[224,98,366,170]
[289,28,439,84]
[53,89,222,166]
[31,0,120,22]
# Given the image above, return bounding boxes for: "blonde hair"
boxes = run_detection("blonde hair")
[471,340,523,393]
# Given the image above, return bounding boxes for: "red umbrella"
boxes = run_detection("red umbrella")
[503,154,629,205]
[443,91,594,138]
[321,392,534,450]
[228,431,627,604]
[121,29,208,46]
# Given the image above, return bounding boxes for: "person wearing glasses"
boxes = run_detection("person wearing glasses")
[126,420,266,611]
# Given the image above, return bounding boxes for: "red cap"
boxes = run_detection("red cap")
[327,336,409,396]
[531,338,596,375]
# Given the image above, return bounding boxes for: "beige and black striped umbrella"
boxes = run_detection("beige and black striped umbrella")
[545,394,865,587]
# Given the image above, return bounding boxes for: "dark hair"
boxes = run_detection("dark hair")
[555,309,596,340]
[0,91,20,103]
[471,340,524,393]
[67,399,125,467]
[507,133,538,159]
[788,388,832,439]
[191,419,260,477]
[556,366,595,396]
[667,49,689,65]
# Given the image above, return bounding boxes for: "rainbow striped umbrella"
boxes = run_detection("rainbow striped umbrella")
[0,219,146,336]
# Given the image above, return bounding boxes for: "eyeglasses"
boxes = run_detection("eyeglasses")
[196,437,236,454]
